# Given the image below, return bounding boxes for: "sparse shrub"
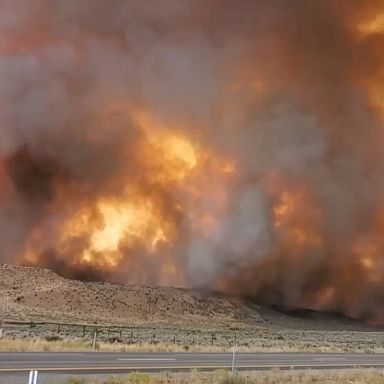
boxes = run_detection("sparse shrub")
[108,337,122,343]
[66,377,86,384]
[126,372,152,384]
[220,375,248,384]
[45,335,62,342]
[213,369,228,382]
[188,368,203,384]
[104,375,123,384]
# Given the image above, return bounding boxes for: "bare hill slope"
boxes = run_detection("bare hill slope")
[0,263,262,326]
[0,263,376,331]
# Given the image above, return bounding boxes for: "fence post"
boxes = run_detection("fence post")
[83,325,86,338]
[92,329,97,351]
[29,321,34,336]
[57,323,61,333]
[0,296,8,340]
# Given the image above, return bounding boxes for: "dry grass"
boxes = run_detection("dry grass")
[2,338,384,353]
[95,341,384,354]
[63,369,384,384]
[0,338,92,352]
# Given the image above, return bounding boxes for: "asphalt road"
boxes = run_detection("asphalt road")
[1,352,384,374]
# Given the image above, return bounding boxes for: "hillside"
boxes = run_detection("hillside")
[2,263,384,352]
[0,263,263,326]
[0,263,375,331]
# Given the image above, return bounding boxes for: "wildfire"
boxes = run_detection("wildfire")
[273,191,295,228]
[358,13,384,35]
[17,106,235,284]
[272,188,322,248]
[266,173,323,250]
[4,0,384,321]
[65,199,169,268]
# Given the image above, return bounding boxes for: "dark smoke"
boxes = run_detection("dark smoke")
[5,147,61,204]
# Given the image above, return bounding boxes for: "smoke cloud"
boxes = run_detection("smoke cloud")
[1,0,384,321]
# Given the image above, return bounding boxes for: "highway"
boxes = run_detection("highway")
[1,352,384,374]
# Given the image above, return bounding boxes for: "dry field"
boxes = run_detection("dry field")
[0,263,383,353]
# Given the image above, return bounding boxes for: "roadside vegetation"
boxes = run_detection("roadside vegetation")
[63,369,384,384]
[1,337,383,353]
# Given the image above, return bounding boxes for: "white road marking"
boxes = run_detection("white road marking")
[118,358,176,361]
[313,357,347,361]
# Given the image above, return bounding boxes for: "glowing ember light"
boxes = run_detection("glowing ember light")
[273,191,294,227]
[271,185,322,248]
[147,133,198,182]
[358,14,384,35]
[314,286,336,309]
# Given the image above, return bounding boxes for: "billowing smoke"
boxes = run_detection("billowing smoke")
[1,0,384,321]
